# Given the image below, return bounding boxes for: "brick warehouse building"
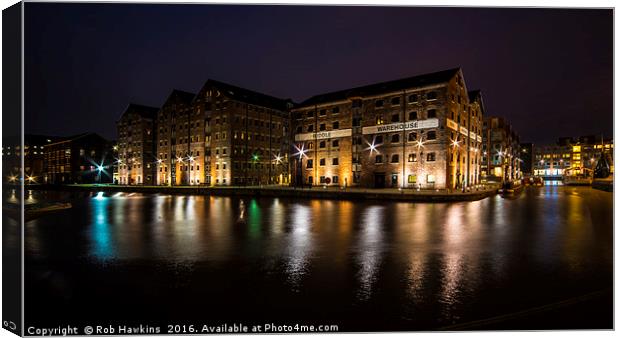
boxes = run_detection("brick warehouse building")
[145,80,293,186]
[116,103,159,185]
[291,68,483,190]
[155,89,197,185]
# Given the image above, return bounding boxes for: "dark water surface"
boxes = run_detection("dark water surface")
[20,186,612,331]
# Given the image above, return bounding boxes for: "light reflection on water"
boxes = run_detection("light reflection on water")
[22,186,613,328]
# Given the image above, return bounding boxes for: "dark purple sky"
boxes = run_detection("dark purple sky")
[25,4,612,145]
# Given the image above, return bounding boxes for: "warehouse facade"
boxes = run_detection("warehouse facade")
[291,68,483,190]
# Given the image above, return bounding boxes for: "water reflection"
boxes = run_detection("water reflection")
[90,194,114,261]
[22,187,613,329]
[355,205,385,300]
[286,203,313,291]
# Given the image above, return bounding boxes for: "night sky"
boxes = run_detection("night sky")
[25,4,612,145]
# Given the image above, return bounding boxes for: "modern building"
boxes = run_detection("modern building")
[533,136,614,179]
[2,134,61,184]
[116,103,159,185]
[481,116,521,182]
[43,133,114,184]
[291,68,483,190]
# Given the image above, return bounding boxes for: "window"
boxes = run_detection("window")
[319,141,326,148]
[320,176,326,184]
[391,154,399,163]
[307,159,313,168]
[427,131,436,140]
[332,158,339,165]
[352,99,362,108]
[320,158,326,166]
[333,176,339,184]
[308,176,313,184]
[408,132,417,142]
[332,121,339,129]
[391,114,400,122]
[306,111,313,118]
[427,109,437,118]
[408,175,417,183]
[391,134,400,143]
[426,91,438,100]
[375,155,383,163]
[408,94,418,103]
[375,99,384,107]
[408,153,417,162]
[427,152,436,161]
[332,140,339,147]
[391,97,400,105]
[307,125,314,132]
[352,117,361,127]
[408,111,417,120]
[375,135,384,144]
[376,116,384,125]
[332,107,340,114]
[319,109,327,116]
[320,124,326,131]
[427,174,436,183]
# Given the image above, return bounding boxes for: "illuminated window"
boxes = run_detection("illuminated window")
[427,174,435,183]
[572,145,581,152]
[408,154,417,162]
[376,116,384,125]
[408,175,417,183]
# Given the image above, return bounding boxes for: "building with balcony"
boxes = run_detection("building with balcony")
[291,68,483,190]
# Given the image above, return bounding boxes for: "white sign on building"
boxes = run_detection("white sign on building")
[294,129,353,141]
[362,118,439,135]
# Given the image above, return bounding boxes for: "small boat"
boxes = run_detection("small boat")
[3,201,72,222]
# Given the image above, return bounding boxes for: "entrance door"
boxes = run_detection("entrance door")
[374,173,386,188]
